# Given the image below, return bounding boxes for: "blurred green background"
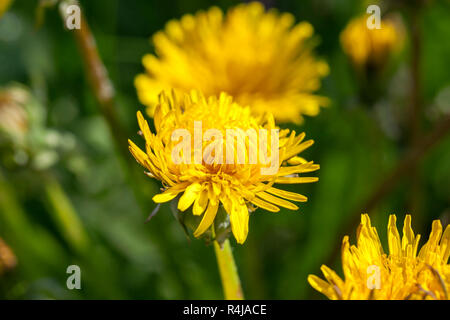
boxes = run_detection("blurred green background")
[0,0,449,299]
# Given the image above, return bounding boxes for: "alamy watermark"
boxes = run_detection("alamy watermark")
[366,5,381,30]
[170,121,280,175]
[66,265,81,290]
[366,265,381,290]
[62,3,81,30]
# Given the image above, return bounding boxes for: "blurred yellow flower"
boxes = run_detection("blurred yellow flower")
[135,2,329,124]
[128,90,319,244]
[308,214,450,300]
[0,0,12,19]
[0,237,17,275]
[340,15,402,70]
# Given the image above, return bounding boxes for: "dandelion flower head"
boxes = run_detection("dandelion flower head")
[135,2,329,124]
[308,214,450,300]
[129,90,320,244]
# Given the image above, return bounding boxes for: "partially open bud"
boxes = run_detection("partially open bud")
[171,200,232,246]
[0,237,17,276]
[340,14,404,74]
[340,14,405,105]
[0,85,29,143]
[0,84,78,169]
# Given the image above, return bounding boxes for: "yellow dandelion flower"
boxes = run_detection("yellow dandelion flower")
[340,15,403,70]
[308,214,450,300]
[135,2,329,124]
[128,90,319,244]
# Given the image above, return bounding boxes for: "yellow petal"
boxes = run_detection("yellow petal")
[256,191,298,210]
[137,111,152,142]
[320,265,344,289]
[193,199,219,237]
[419,219,443,260]
[193,187,208,215]
[283,139,314,160]
[402,215,415,251]
[266,187,307,202]
[388,214,401,257]
[152,182,189,203]
[307,274,338,300]
[277,162,319,176]
[230,199,249,244]
[128,139,149,168]
[287,156,307,165]
[440,225,450,263]
[247,196,280,212]
[178,182,202,211]
[275,176,319,184]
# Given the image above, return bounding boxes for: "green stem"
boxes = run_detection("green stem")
[0,169,29,234]
[214,239,244,300]
[59,0,129,165]
[43,174,89,254]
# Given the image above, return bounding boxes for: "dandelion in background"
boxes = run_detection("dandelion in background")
[135,2,329,124]
[0,85,78,170]
[128,90,319,244]
[340,15,403,72]
[308,214,450,300]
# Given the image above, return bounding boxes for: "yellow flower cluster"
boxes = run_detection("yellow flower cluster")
[135,2,329,124]
[308,214,450,300]
[129,91,319,244]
